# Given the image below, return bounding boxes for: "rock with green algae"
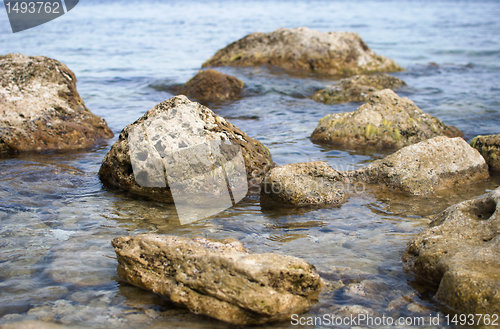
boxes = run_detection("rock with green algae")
[202,27,403,76]
[470,134,500,171]
[112,234,324,325]
[402,187,500,316]
[0,53,113,153]
[180,69,244,104]
[350,136,489,196]
[311,73,406,104]
[311,89,462,150]
[260,161,350,207]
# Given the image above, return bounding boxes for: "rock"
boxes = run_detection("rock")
[351,136,489,195]
[471,134,500,171]
[112,234,324,325]
[312,73,406,104]
[260,161,349,207]
[0,53,113,153]
[180,69,244,104]
[402,188,500,315]
[202,27,403,76]
[99,95,274,204]
[312,89,462,149]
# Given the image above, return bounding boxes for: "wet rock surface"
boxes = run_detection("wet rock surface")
[312,73,406,104]
[202,27,403,76]
[402,188,500,315]
[0,53,113,153]
[311,89,462,149]
[351,136,489,195]
[180,69,244,104]
[112,234,324,325]
[260,161,350,207]
[471,134,500,171]
[99,95,274,203]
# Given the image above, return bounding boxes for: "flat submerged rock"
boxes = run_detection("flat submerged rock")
[112,234,324,325]
[0,53,113,152]
[203,27,403,76]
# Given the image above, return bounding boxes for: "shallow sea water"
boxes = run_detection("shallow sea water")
[0,0,500,328]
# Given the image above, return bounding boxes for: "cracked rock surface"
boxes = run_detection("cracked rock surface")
[99,95,274,203]
[112,234,324,325]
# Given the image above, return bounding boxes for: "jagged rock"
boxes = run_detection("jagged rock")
[180,69,244,104]
[99,95,274,203]
[202,27,403,76]
[112,234,324,325]
[260,161,349,207]
[350,136,489,195]
[312,89,462,149]
[311,73,406,104]
[0,53,113,152]
[402,188,500,315]
[471,134,500,171]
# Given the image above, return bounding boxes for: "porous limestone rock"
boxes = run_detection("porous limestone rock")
[112,234,324,325]
[312,89,462,149]
[0,53,113,152]
[311,73,406,104]
[261,161,350,207]
[402,188,500,315]
[99,95,274,203]
[351,136,489,195]
[471,134,500,171]
[202,27,403,76]
[180,69,244,104]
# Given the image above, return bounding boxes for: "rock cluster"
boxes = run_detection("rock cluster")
[203,27,403,76]
[471,134,500,171]
[312,73,406,104]
[311,89,462,149]
[261,161,350,207]
[180,69,244,104]
[99,95,274,203]
[0,53,113,153]
[402,188,500,315]
[112,234,324,325]
[350,136,489,195]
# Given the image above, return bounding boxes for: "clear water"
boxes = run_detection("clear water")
[0,0,499,328]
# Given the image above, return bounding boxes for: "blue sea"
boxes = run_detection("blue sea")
[0,0,499,328]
